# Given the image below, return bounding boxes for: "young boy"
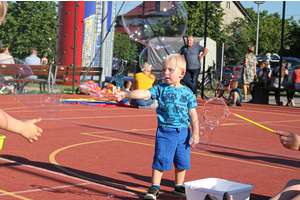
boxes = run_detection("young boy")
[117,54,199,199]
[123,80,132,92]
[123,80,132,104]
[226,79,243,106]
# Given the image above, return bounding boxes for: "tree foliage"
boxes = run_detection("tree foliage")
[182,1,225,47]
[224,7,300,65]
[0,1,57,62]
[113,30,139,67]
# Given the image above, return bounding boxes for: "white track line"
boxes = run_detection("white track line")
[0,183,90,196]
[0,157,138,197]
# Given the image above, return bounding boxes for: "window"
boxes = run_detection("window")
[226,2,230,9]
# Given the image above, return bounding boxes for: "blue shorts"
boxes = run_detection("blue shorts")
[152,126,191,171]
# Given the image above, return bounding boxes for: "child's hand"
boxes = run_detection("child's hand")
[189,133,199,147]
[20,118,43,143]
[274,130,300,151]
[116,91,126,100]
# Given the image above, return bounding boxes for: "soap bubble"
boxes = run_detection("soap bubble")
[0,58,62,114]
[122,1,188,49]
[139,44,176,80]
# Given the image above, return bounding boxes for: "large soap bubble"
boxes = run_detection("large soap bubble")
[139,44,176,80]
[122,1,188,49]
[0,58,62,114]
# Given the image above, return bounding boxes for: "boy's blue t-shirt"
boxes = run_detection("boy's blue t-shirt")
[230,88,243,100]
[149,83,198,128]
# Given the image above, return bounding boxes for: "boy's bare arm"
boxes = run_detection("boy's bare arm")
[189,108,199,144]
[189,108,199,136]
[117,89,151,100]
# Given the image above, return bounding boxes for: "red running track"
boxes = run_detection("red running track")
[0,94,300,200]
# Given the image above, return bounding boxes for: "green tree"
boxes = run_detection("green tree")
[223,7,297,64]
[284,17,300,58]
[0,1,57,62]
[224,18,252,64]
[113,30,139,67]
[182,1,225,46]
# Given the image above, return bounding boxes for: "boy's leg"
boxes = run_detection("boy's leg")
[144,169,163,199]
[233,92,238,104]
[173,168,187,197]
[175,168,186,185]
[152,169,163,185]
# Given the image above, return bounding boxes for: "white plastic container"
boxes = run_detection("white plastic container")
[183,178,254,200]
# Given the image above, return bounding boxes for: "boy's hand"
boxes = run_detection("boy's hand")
[274,130,300,151]
[21,118,43,143]
[116,91,126,99]
[189,133,199,147]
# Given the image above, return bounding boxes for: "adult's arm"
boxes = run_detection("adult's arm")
[254,60,257,79]
[199,47,209,62]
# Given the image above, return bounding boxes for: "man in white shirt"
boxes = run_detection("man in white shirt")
[24,48,40,65]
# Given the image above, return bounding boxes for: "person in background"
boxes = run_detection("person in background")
[242,45,257,101]
[123,80,132,105]
[178,35,209,98]
[0,1,43,143]
[130,61,155,108]
[286,65,300,106]
[40,53,48,65]
[248,60,271,103]
[226,79,243,106]
[24,48,40,65]
[268,59,289,105]
[0,46,14,64]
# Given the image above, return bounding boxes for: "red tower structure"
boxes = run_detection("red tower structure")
[56,1,85,85]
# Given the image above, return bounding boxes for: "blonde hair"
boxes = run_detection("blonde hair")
[164,53,186,73]
[248,45,254,53]
[142,61,152,72]
[0,1,7,24]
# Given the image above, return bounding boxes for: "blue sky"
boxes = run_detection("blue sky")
[116,1,300,22]
[240,1,300,22]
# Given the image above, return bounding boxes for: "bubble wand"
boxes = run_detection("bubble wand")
[202,97,274,132]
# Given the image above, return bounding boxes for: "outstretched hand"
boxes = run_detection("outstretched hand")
[21,118,43,143]
[274,130,300,151]
[115,91,126,100]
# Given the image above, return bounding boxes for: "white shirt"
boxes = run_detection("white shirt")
[0,53,14,64]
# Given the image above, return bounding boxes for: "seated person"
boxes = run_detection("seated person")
[226,79,243,106]
[123,80,132,104]
[248,60,271,103]
[287,65,300,106]
[130,62,155,107]
[0,46,14,64]
[268,59,289,105]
